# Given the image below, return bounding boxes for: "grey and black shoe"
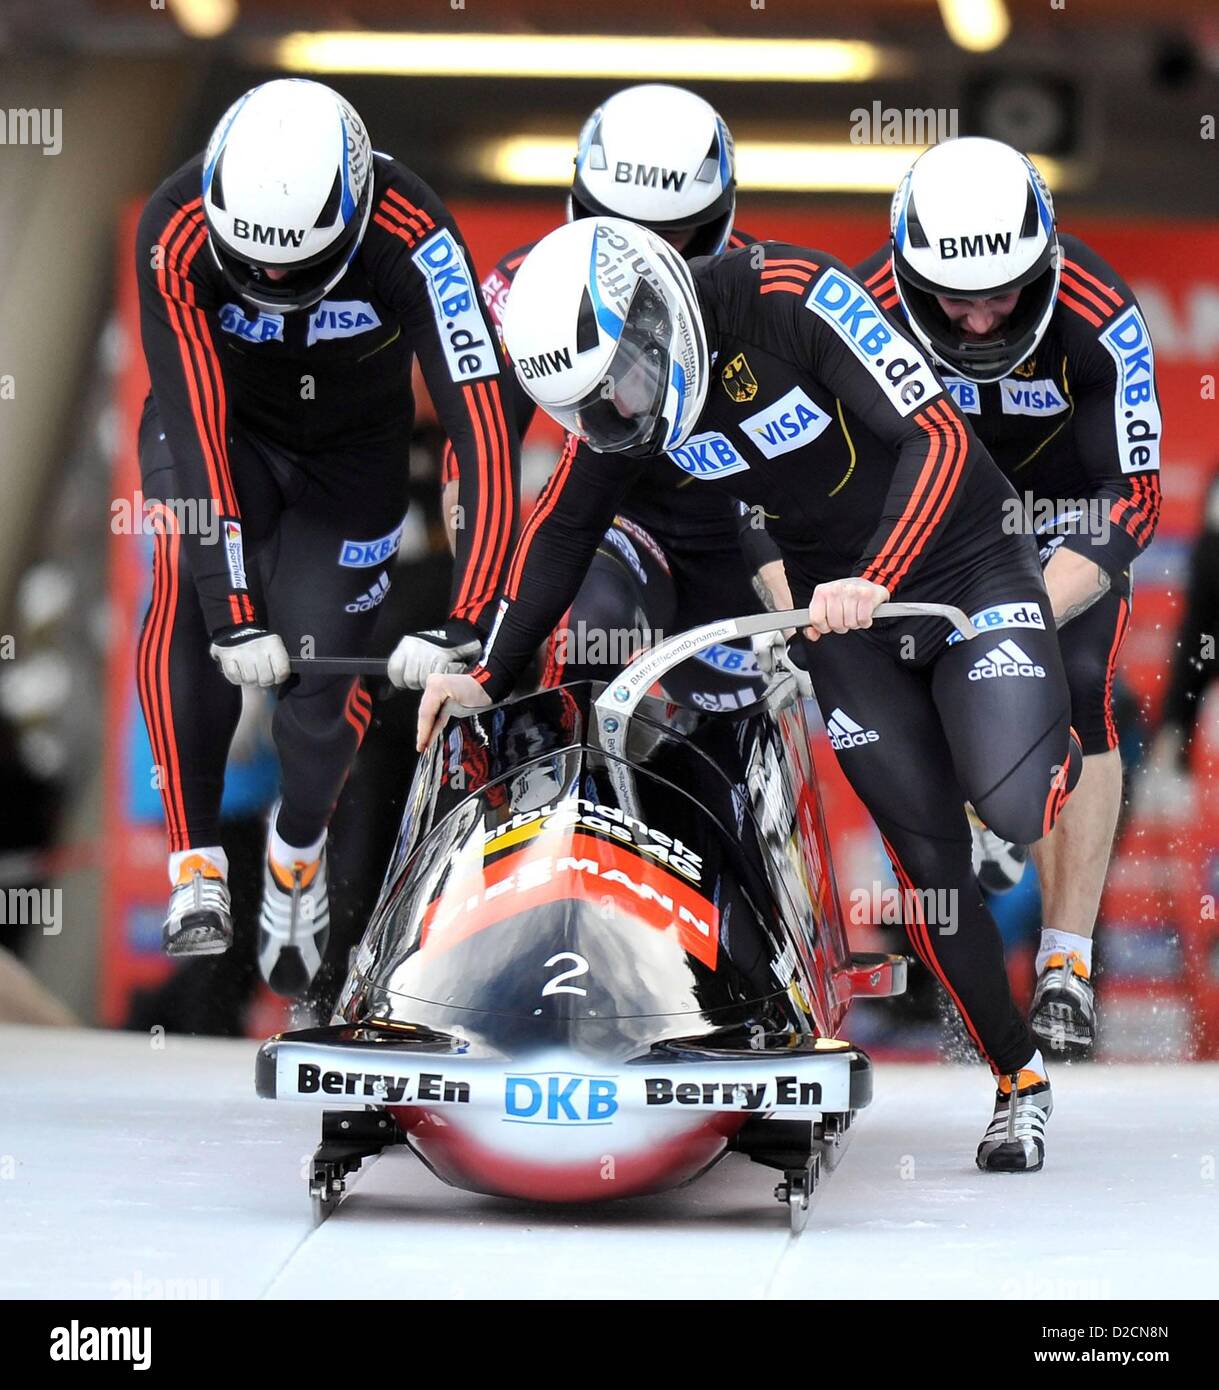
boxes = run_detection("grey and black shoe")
[163,855,233,957]
[977,1070,1053,1173]
[1031,952,1096,1057]
[258,840,330,999]
[967,804,1029,895]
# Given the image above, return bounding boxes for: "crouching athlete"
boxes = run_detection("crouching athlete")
[135,79,518,996]
[417,216,1085,1172]
[442,82,768,712]
[855,138,1162,1054]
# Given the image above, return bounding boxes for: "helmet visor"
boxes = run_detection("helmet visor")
[545,278,672,454]
[895,238,1060,382]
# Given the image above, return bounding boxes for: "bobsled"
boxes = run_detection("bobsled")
[257,605,971,1228]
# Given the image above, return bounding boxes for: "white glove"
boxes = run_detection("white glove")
[751,630,786,679]
[388,629,481,690]
[751,630,813,698]
[209,627,290,688]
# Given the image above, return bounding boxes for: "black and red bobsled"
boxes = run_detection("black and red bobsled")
[257,610,923,1230]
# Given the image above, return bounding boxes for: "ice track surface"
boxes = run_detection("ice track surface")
[1,1026,1214,1300]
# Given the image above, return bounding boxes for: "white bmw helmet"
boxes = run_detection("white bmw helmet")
[569,85,736,259]
[890,137,1061,382]
[502,217,709,456]
[202,79,374,312]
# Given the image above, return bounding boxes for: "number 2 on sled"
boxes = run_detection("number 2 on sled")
[542,952,590,997]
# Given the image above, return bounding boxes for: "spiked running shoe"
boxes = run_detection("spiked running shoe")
[258,842,330,999]
[966,803,1030,895]
[163,853,232,958]
[1031,951,1096,1058]
[977,1068,1053,1173]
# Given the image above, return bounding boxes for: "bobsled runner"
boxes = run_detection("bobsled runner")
[259,604,974,1229]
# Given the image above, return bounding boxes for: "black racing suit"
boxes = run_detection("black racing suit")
[448,229,767,712]
[136,153,519,849]
[472,242,1084,1076]
[853,233,1162,755]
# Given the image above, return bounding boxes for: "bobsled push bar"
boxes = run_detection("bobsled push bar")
[287,602,976,711]
[287,656,400,676]
[592,601,976,761]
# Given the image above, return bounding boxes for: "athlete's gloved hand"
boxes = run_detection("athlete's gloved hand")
[388,628,482,690]
[752,630,813,698]
[209,626,290,688]
[752,629,785,677]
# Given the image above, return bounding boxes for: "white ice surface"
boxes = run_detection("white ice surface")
[1,1026,1215,1300]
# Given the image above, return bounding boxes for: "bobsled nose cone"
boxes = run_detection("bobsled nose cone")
[390,1101,745,1204]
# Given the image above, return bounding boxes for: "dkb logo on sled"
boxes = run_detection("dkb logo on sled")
[504,1072,619,1124]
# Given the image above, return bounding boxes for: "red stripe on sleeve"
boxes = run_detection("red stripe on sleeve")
[506,434,577,600]
[384,187,436,234]
[762,257,820,273]
[377,197,426,242]
[1058,269,1115,319]
[860,410,946,589]
[884,403,968,588]
[156,205,237,516]
[452,382,492,616]
[372,212,418,247]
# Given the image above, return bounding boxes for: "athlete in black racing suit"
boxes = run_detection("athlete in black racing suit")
[421,230,1084,1170]
[439,84,769,713]
[852,225,1161,1054]
[136,85,518,993]
[457,226,766,711]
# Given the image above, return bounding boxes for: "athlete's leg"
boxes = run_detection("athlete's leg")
[262,447,409,847]
[665,530,768,711]
[1029,589,1130,951]
[1027,589,1129,1051]
[136,403,282,853]
[929,601,1082,850]
[798,629,1036,1076]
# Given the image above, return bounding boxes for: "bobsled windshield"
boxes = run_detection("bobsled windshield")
[338,685,835,1057]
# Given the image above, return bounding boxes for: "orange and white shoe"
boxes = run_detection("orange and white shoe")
[1031,951,1095,1057]
[258,814,330,998]
[977,1064,1053,1173]
[163,850,232,958]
